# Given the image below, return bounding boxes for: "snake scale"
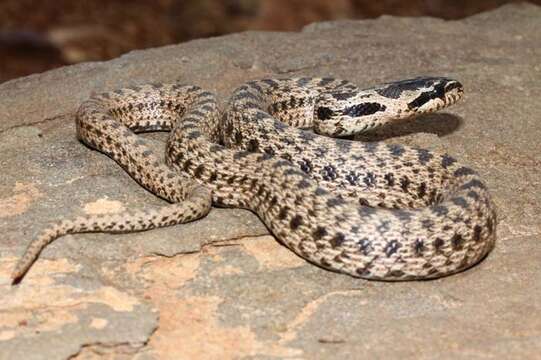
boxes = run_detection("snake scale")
[12,76,496,282]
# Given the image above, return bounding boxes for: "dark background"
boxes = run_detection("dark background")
[1,0,538,83]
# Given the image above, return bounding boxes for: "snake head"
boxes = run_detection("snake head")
[400,77,464,113]
[313,77,464,137]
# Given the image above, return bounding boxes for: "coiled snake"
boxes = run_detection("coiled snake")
[12,77,496,282]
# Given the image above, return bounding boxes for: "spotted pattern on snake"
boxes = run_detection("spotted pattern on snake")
[11,77,496,283]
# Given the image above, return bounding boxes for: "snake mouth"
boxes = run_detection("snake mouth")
[436,89,464,110]
[445,90,464,106]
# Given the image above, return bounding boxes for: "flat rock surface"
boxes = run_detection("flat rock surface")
[1,3,540,359]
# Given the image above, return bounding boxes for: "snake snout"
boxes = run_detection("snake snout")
[443,79,464,106]
[408,78,464,113]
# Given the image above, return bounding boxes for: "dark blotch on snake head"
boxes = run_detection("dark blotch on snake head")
[407,77,463,111]
[408,88,444,110]
[316,107,335,121]
[343,102,386,117]
[376,76,442,98]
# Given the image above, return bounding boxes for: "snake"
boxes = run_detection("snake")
[11,76,497,282]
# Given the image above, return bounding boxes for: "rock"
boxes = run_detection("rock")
[1,3,540,359]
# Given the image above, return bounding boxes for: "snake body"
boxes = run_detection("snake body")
[12,77,496,282]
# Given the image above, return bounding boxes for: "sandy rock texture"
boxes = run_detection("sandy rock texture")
[0,3,540,359]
